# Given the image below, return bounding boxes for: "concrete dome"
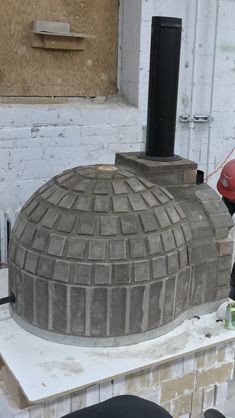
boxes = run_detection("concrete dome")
[8,165,192,346]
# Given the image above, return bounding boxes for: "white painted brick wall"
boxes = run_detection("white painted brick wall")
[1,0,235,210]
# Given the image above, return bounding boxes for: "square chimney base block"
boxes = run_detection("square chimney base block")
[0,269,235,418]
[115,152,198,186]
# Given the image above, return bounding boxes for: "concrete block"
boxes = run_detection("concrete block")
[93,196,109,212]
[167,252,179,274]
[166,206,181,224]
[154,207,171,228]
[78,214,97,235]
[41,208,59,229]
[21,223,37,245]
[14,217,27,240]
[52,283,67,332]
[101,216,118,236]
[191,389,203,418]
[57,212,77,233]
[147,233,163,255]
[183,169,197,184]
[23,273,34,323]
[141,190,159,208]
[109,239,127,260]
[171,394,192,417]
[46,188,67,205]
[94,181,112,195]
[36,279,48,328]
[15,246,26,269]
[175,270,190,315]
[181,222,192,242]
[203,386,215,410]
[140,212,158,232]
[205,260,218,302]
[70,389,86,412]
[192,263,206,305]
[88,240,106,260]
[32,229,49,251]
[25,251,38,274]
[196,363,234,389]
[129,237,146,258]
[30,203,48,223]
[133,260,149,282]
[90,288,107,336]
[173,225,185,246]
[179,247,188,268]
[113,180,129,195]
[37,255,54,279]
[94,263,112,284]
[110,287,126,336]
[114,262,132,284]
[71,287,86,335]
[67,238,86,259]
[74,195,93,211]
[216,285,229,300]
[113,196,129,212]
[120,214,138,234]
[160,372,194,403]
[217,239,234,256]
[54,260,70,283]
[163,277,176,324]
[48,234,66,256]
[152,256,167,278]
[219,256,232,271]
[72,263,92,285]
[148,282,162,328]
[129,286,145,332]
[183,355,195,374]
[214,383,228,406]
[161,230,176,251]
[24,199,40,217]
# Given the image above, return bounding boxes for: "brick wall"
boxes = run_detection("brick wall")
[2,341,234,418]
[0,102,140,210]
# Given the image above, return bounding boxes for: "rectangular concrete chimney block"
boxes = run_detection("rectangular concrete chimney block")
[115,153,197,186]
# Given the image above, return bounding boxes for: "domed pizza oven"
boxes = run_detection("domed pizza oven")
[7,17,234,347]
[8,162,233,346]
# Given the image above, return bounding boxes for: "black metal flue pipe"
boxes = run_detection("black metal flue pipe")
[144,16,182,160]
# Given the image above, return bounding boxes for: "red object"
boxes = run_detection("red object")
[217,159,235,200]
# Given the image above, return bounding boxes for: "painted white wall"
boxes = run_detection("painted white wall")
[0,101,139,209]
[1,0,235,209]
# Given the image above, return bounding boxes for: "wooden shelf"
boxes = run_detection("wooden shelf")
[31,21,95,51]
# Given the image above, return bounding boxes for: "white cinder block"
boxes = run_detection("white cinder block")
[28,405,44,418]
[183,355,195,373]
[215,383,228,406]
[203,386,215,410]
[109,109,138,126]
[85,385,99,407]
[99,382,113,402]
[70,390,86,412]
[112,377,126,397]
[80,109,109,126]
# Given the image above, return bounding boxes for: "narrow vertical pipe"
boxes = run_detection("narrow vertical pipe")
[205,0,220,180]
[144,17,182,160]
[187,0,200,159]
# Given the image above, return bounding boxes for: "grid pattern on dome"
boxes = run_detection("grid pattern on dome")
[9,165,192,340]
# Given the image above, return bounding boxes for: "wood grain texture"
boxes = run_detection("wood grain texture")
[0,0,118,96]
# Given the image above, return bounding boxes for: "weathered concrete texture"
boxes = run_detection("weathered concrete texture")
[116,154,233,311]
[9,165,192,343]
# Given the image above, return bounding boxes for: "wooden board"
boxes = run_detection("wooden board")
[0,0,118,96]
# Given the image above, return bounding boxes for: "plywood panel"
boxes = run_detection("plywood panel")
[0,0,118,96]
